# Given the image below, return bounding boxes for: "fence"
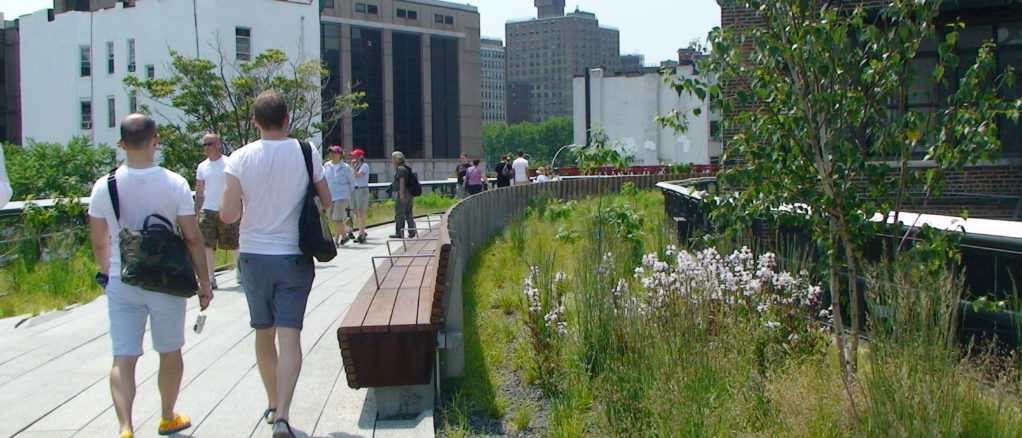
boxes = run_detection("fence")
[657,177,1022,347]
[438,173,708,378]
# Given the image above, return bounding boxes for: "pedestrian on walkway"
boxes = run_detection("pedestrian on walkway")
[389,151,417,239]
[194,133,239,290]
[324,145,356,246]
[350,149,370,244]
[494,155,512,188]
[465,158,487,195]
[220,90,332,438]
[512,151,530,186]
[88,114,213,438]
[455,153,470,198]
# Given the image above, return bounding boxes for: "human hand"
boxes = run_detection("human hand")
[198,283,213,310]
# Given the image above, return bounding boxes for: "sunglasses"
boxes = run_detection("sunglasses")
[203,141,218,146]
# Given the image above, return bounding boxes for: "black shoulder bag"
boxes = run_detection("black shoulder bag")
[108,171,198,297]
[298,141,337,262]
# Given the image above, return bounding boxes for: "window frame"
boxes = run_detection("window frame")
[106,42,114,74]
[80,45,91,77]
[235,27,252,61]
[80,100,93,130]
[127,38,136,72]
[107,96,116,128]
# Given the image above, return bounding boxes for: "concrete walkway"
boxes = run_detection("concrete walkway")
[0,223,434,438]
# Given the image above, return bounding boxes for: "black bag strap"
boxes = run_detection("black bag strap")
[298,140,315,190]
[107,170,120,223]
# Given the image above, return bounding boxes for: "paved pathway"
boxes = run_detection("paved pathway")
[0,223,434,438]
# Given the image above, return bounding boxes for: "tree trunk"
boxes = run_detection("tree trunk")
[838,221,862,373]
[827,225,849,378]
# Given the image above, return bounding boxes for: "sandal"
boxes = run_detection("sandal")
[262,408,277,425]
[272,419,296,438]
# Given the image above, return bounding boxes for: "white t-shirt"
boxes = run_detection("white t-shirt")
[195,155,230,211]
[512,157,529,182]
[87,165,195,278]
[224,139,324,255]
[535,174,550,183]
[353,162,370,187]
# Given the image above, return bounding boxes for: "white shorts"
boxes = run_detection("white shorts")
[106,277,187,357]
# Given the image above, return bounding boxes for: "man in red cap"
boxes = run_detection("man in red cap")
[349,149,370,243]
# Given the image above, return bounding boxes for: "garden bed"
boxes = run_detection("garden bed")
[438,188,1022,437]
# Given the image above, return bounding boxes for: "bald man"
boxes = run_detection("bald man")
[88,114,213,438]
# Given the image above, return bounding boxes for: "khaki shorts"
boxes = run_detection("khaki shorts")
[350,187,370,210]
[330,199,350,222]
[199,209,240,250]
[107,276,186,356]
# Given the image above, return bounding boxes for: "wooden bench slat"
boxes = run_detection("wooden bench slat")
[390,264,429,332]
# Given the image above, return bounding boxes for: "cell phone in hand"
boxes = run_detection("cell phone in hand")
[193,312,207,334]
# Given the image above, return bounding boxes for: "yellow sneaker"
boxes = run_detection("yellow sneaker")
[158,413,191,435]
[119,432,134,438]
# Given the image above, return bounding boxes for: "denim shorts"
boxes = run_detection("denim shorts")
[238,253,315,330]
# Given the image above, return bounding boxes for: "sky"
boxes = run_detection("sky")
[0,0,721,65]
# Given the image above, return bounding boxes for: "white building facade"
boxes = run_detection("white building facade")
[19,0,320,148]
[572,66,721,166]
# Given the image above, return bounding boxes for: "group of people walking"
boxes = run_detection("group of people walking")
[455,151,561,197]
[87,90,414,438]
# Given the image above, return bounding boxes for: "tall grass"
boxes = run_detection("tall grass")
[440,189,1022,437]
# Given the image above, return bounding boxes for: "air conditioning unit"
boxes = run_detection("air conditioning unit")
[81,121,92,130]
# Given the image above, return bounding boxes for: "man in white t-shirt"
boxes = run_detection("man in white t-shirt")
[88,114,213,438]
[221,90,331,438]
[512,151,530,185]
[194,133,238,289]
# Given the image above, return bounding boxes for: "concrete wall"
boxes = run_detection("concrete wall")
[572,66,719,166]
[19,0,319,148]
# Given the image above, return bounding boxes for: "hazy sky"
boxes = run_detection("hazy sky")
[0,0,721,65]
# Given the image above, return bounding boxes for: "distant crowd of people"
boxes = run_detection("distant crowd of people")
[454,151,561,198]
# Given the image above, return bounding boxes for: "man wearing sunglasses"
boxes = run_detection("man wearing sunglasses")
[194,133,239,289]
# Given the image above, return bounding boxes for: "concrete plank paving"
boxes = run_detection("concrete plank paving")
[2,223,436,438]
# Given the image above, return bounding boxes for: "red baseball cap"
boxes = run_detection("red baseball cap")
[351,149,365,157]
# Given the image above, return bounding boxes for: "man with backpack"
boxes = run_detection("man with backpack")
[220,90,332,438]
[495,155,512,188]
[389,151,418,238]
[88,114,213,438]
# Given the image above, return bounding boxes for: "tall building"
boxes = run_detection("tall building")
[618,54,644,75]
[18,0,320,148]
[0,15,20,145]
[506,2,619,124]
[480,37,506,125]
[320,0,482,180]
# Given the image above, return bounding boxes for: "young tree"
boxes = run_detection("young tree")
[125,48,365,179]
[680,0,1022,385]
[3,137,117,200]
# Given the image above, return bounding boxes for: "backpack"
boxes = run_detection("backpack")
[403,165,423,197]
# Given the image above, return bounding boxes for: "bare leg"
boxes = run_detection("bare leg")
[204,247,216,283]
[110,355,140,435]
[273,328,303,422]
[332,220,344,244]
[255,328,279,411]
[158,350,184,421]
[355,210,366,236]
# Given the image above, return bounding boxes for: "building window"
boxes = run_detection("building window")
[367,4,378,14]
[445,15,454,25]
[321,0,334,9]
[408,10,417,19]
[146,65,155,78]
[434,13,443,23]
[356,3,377,14]
[396,8,405,18]
[80,45,91,77]
[236,27,252,61]
[107,96,116,128]
[355,3,365,12]
[431,36,460,158]
[392,32,423,158]
[127,38,136,72]
[106,42,114,74]
[80,100,92,130]
[129,94,138,113]
[351,27,385,158]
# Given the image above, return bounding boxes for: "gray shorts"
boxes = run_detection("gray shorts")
[238,253,315,330]
[106,277,186,356]
[330,199,350,222]
[350,187,370,210]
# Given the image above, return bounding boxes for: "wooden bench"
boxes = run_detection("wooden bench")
[337,216,452,388]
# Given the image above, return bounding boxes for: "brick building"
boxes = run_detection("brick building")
[719,0,1022,219]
